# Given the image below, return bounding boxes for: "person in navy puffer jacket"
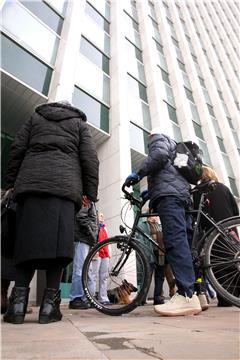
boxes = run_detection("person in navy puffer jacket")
[124,128,201,317]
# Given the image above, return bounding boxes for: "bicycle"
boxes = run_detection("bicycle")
[82,180,240,315]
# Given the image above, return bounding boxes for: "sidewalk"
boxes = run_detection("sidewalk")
[1,301,239,360]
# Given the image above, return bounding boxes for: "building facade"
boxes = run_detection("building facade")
[1,0,239,300]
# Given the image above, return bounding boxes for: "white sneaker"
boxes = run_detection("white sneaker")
[198,293,209,311]
[154,293,202,316]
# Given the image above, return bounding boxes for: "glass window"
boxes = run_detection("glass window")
[185,87,194,102]
[83,15,110,55]
[158,52,168,72]
[212,117,222,138]
[124,1,138,21]
[178,60,186,72]
[150,17,161,43]
[207,104,215,116]
[85,2,110,33]
[73,87,109,133]
[87,0,110,21]
[148,1,157,21]
[166,103,178,124]
[125,13,142,49]
[193,121,204,140]
[125,39,143,62]
[228,177,239,197]
[124,11,139,31]
[2,1,59,64]
[76,54,110,104]
[19,0,63,35]
[222,154,234,177]
[203,88,211,104]
[127,75,148,103]
[130,122,149,154]
[80,37,109,74]
[154,40,163,53]
[165,85,175,106]
[127,60,146,84]
[1,34,52,96]
[190,103,201,124]
[160,68,170,84]
[45,0,67,15]
[217,137,226,152]
[198,139,211,165]
[199,76,205,87]
[182,72,191,89]
[127,96,151,130]
[172,123,182,142]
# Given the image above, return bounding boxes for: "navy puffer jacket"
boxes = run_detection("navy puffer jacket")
[4,102,99,206]
[138,134,191,207]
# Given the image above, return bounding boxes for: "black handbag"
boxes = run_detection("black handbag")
[1,190,17,258]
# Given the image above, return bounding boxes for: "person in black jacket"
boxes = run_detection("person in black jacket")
[3,101,99,324]
[69,201,98,309]
[193,165,239,306]
[124,129,201,316]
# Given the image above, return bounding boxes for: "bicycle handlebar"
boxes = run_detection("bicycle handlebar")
[121,184,144,207]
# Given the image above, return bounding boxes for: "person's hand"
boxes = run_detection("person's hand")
[140,190,149,201]
[82,195,90,207]
[124,172,140,187]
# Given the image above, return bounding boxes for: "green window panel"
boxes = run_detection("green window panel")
[207,104,215,116]
[130,122,149,155]
[193,121,204,140]
[73,87,109,133]
[172,123,183,142]
[80,37,109,74]
[1,34,52,96]
[126,39,143,62]
[166,102,178,124]
[228,177,239,198]
[217,137,226,153]
[185,87,194,102]
[127,75,148,103]
[85,2,110,33]
[19,0,64,35]
[160,68,170,85]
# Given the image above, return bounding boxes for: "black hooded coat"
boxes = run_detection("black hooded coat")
[4,102,99,207]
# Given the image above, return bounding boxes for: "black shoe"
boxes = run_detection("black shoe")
[39,288,62,324]
[153,298,165,305]
[1,279,10,314]
[69,297,90,309]
[3,287,30,324]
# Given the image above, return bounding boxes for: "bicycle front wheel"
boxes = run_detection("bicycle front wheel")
[82,235,150,316]
[205,216,240,307]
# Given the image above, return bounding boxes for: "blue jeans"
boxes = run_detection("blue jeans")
[69,242,94,301]
[156,196,195,297]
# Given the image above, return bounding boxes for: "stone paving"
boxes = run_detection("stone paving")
[1,301,239,360]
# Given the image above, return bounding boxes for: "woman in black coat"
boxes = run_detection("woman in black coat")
[3,101,99,324]
[193,166,239,306]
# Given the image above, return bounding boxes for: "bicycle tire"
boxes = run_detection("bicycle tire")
[204,216,240,307]
[82,235,151,316]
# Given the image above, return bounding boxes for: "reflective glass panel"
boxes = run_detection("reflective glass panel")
[165,85,175,107]
[1,34,52,95]
[83,15,110,55]
[76,55,110,104]
[172,124,182,142]
[130,123,149,154]
[190,103,201,124]
[19,0,63,34]
[85,2,110,33]
[73,87,109,133]
[228,177,239,197]
[127,75,148,103]
[125,40,143,62]
[222,154,234,177]
[45,0,67,14]
[198,140,211,165]
[193,121,204,140]
[80,37,109,74]
[127,96,151,130]
[185,87,194,102]
[125,13,142,49]
[217,137,226,153]
[166,103,178,124]
[87,0,110,21]
[2,1,59,64]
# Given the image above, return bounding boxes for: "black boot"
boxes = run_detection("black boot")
[1,279,10,314]
[3,287,30,324]
[39,288,62,324]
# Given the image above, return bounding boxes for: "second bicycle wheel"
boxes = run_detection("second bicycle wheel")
[205,216,240,307]
[82,235,151,316]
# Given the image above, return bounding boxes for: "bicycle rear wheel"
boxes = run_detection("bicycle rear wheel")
[205,216,240,307]
[82,235,150,316]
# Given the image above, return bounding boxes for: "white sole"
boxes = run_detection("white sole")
[154,308,202,316]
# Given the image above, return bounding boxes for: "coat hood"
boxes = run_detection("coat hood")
[35,102,87,122]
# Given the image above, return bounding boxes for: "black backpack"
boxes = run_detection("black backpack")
[172,141,203,185]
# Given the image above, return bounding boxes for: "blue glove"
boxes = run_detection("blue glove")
[124,172,140,187]
[140,190,149,201]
